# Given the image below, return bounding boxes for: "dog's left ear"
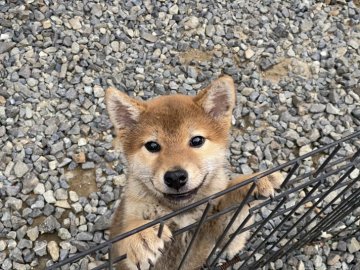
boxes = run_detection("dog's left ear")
[194,75,236,119]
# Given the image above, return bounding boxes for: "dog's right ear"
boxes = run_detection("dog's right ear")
[105,87,145,131]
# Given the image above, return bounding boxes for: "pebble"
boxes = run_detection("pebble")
[5,197,22,211]
[39,216,60,234]
[169,4,179,15]
[348,238,360,253]
[327,254,341,266]
[26,227,39,242]
[69,17,82,30]
[245,49,255,59]
[34,183,45,195]
[326,104,341,115]
[69,191,79,202]
[43,190,56,204]
[184,16,199,30]
[309,104,326,113]
[13,161,29,178]
[58,228,71,240]
[0,240,7,251]
[47,241,60,261]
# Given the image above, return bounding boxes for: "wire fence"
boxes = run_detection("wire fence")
[47,130,360,270]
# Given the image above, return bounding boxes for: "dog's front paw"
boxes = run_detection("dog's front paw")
[255,171,284,198]
[120,222,172,270]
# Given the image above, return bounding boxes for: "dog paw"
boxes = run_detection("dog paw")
[119,223,172,270]
[255,171,284,198]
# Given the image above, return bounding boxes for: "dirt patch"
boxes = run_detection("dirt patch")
[262,58,311,83]
[66,168,98,197]
[178,49,213,65]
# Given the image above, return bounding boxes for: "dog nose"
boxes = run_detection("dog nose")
[164,169,188,190]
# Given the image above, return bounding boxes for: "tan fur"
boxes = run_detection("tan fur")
[105,76,283,270]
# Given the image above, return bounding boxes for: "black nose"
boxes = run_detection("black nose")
[164,169,188,190]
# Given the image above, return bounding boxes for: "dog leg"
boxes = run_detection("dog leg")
[113,220,172,270]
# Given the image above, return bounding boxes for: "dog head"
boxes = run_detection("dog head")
[105,76,236,207]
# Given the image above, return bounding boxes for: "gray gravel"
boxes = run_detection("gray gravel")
[1,0,360,269]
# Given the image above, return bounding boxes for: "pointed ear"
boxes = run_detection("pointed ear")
[194,75,236,119]
[105,87,145,130]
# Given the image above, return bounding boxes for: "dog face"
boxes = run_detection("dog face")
[106,76,236,207]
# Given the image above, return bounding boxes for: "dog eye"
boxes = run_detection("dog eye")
[144,141,161,153]
[189,136,205,148]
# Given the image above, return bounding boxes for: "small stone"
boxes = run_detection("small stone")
[51,141,64,155]
[242,141,255,152]
[58,228,71,240]
[351,108,360,120]
[49,160,58,170]
[205,24,215,37]
[241,87,254,97]
[55,200,71,209]
[169,4,179,15]
[34,241,47,256]
[301,20,313,32]
[245,49,255,59]
[78,138,87,146]
[34,183,45,195]
[309,104,326,113]
[299,145,312,156]
[93,85,104,98]
[42,19,51,29]
[82,162,95,169]
[283,130,299,141]
[298,260,305,270]
[69,17,82,30]
[5,197,23,211]
[184,16,199,30]
[91,4,102,17]
[71,202,83,213]
[141,32,157,42]
[43,190,56,203]
[54,188,68,200]
[327,254,340,266]
[17,239,32,249]
[0,240,7,251]
[313,255,322,268]
[0,95,6,105]
[22,174,39,194]
[350,168,359,179]
[93,215,111,231]
[348,238,360,253]
[76,232,93,241]
[47,241,60,261]
[69,191,79,202]
[27,227,39,241]
[0,41,16,54]
[71,42,80,54]
[39,216,60,234]
[14,161,29,178]
[27,78,38,87]
[326,104,341,115]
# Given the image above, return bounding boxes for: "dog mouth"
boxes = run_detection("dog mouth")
[163,174,208,201]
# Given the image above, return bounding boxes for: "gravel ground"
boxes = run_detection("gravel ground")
[1,0,360,269]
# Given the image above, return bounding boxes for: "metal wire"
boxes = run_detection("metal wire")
[46,130,360,270]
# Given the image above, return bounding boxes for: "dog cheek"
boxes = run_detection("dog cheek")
[129,152,157,179]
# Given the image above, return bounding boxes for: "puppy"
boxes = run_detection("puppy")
[105,76,283,269]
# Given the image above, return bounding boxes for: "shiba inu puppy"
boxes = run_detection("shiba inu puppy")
[105,75,283,270]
